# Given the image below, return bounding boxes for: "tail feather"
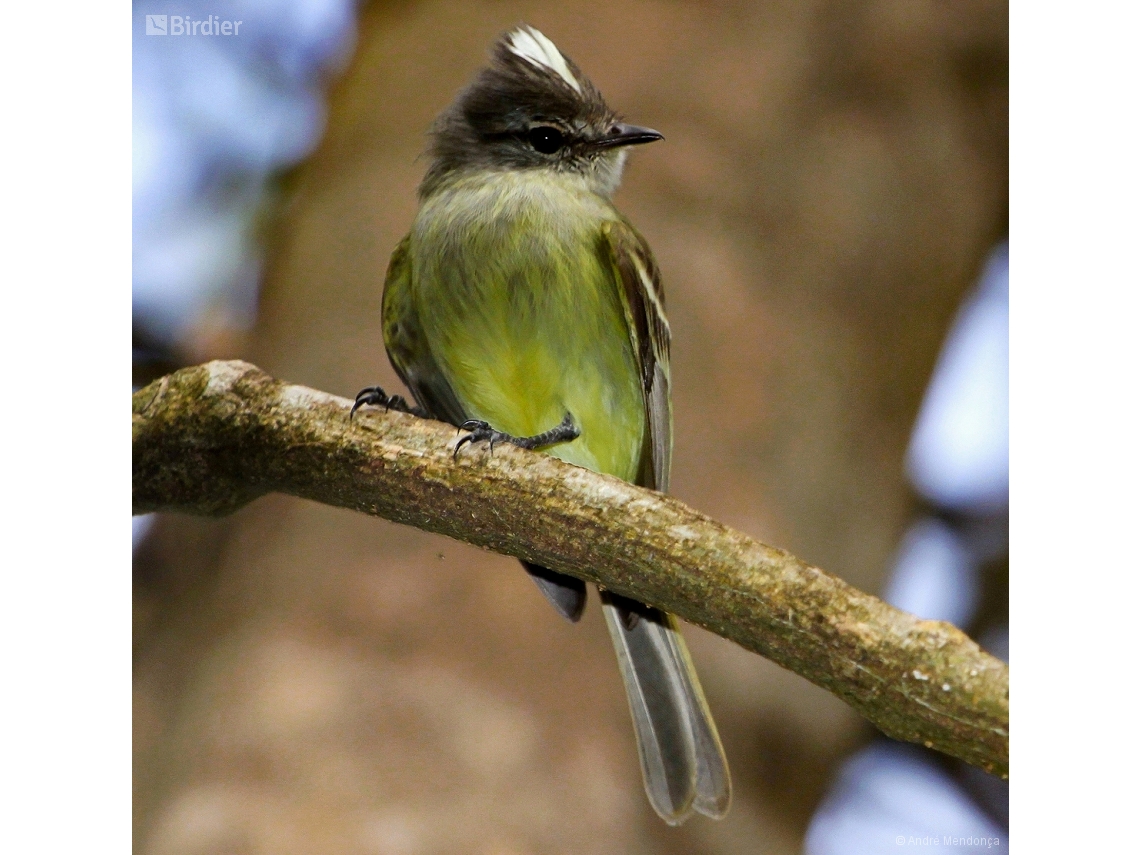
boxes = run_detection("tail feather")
[600,591,731,824]
[660,612,732,818]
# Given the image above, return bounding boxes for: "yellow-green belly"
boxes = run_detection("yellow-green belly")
[409,172,645,482]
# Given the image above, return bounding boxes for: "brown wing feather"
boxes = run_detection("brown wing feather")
[601,219,672,492]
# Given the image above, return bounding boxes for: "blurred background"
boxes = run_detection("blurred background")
[132,1,1008,852]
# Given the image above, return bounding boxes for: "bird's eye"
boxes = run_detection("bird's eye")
[528,126,565,154]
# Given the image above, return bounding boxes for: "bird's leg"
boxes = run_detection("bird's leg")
[454,412,579,458]
[350,386,428,419]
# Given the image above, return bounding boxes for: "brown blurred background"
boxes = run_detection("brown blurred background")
[133,1,1008,852]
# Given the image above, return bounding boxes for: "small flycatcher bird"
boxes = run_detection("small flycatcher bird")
[353,25,730,824]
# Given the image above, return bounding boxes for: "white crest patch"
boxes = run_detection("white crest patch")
[507,26,582,94]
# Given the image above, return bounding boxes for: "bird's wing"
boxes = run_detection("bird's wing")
[382,234,468,426]
[601,218,673,492]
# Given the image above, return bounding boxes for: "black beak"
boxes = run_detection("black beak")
[590,123,664,150]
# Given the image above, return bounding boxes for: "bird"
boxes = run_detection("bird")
[352,24,730,824]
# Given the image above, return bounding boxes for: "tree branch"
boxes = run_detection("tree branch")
[133,360,1008,777]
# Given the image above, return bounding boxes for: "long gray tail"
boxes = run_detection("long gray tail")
[600,591,731,825]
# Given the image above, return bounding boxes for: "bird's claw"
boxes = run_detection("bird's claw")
[350,386,410,419]
[454,420,513,458]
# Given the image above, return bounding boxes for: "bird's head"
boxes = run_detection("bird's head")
[421,25,662,199]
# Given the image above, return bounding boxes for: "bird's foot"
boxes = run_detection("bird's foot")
[350,386,426,419]
[453,420,514,457]
[454,412,579,458]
